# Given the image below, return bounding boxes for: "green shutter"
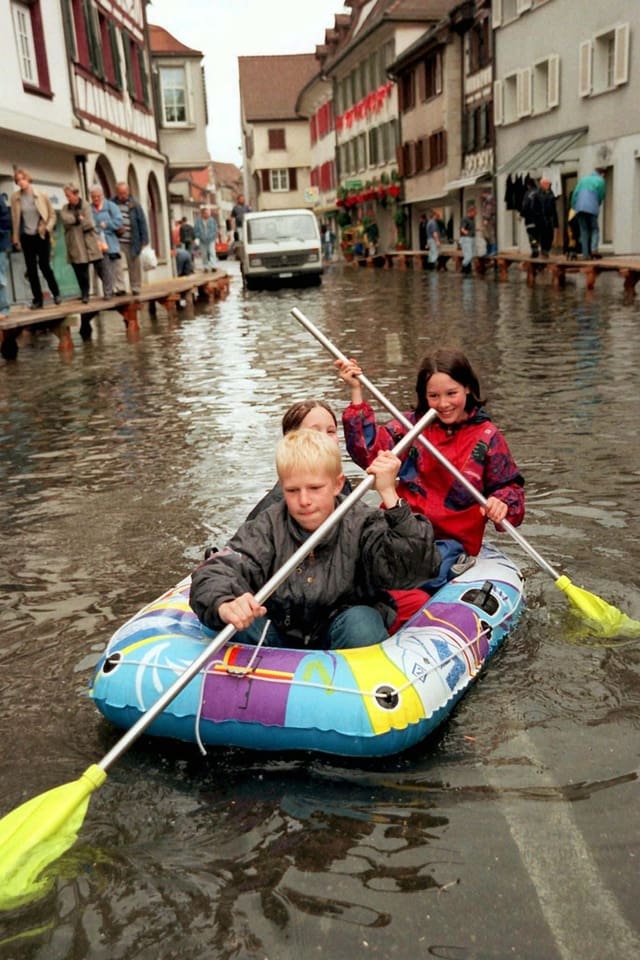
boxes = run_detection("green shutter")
[123,35,136,99]
[109,21,123,90]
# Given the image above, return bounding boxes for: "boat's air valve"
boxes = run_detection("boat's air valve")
[374,685,399,710]
[461,580,499,615]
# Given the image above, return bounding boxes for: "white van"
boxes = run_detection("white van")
[239,209,323,289]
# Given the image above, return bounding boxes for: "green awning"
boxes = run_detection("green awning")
[498,127,588,175]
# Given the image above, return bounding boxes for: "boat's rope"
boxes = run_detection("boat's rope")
[204,597,518,700]
[193,619,270,755]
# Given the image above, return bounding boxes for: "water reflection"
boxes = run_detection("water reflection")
[1,263,639,957]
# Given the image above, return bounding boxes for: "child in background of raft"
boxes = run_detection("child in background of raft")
[336,349,525,585]
[190,429,441,650]
[245,400,352,521]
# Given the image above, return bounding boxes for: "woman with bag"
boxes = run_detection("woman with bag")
[89,185,123,298]
[60,183,105,303]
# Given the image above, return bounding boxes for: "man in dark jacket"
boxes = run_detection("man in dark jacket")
[0,192,11,319]
[190,429,440,650]
[521,177,540,256]
[534,178,559,257]
[111,182,149,294]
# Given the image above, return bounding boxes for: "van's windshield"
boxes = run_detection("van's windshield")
[247,215,317,243]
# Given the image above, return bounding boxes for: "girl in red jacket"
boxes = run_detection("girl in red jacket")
[337,349,525,582]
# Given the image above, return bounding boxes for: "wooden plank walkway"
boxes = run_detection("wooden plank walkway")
[0,270,231,361]
[350,246,640,295]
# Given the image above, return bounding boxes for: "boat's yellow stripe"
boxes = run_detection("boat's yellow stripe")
[344,644,423,733]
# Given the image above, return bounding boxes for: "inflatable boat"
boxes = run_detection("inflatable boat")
[90,543,525,758]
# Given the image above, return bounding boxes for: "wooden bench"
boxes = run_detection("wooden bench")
[493,252,640,293]
[0,270,231,360]
[352,245,494,274]
[348,245,640,295]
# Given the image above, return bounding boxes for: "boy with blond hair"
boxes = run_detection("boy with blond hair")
[190,429,440,649]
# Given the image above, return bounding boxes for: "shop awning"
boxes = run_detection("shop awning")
[446,173,491,192]
[498,127,588,175]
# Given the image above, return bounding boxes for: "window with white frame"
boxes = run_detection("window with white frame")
[160,65,187,123]
[494,68,537,124]
[270,168,289,192]
[502,72,518,124]
[13,2,36,83]
[12,0,51,94]
[532,55,559,113]
[580,23,630,96]
[493,0,533,26]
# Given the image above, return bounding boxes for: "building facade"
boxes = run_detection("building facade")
[62,0,170,271]
[493,0,638,254]
[239,54,318,212]
[296,71,338,250]
[2,0,107,300]
[316,0,455,254]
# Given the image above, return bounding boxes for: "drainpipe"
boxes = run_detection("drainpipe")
[76,155,89,197]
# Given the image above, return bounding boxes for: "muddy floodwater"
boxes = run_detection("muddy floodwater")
[1,261,639,959]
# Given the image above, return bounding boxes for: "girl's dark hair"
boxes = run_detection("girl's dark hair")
[281,399,338,435]
[414,349,485,417]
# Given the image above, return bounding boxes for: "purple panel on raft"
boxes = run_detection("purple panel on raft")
[201,644,306,726]
[411,602,490,659]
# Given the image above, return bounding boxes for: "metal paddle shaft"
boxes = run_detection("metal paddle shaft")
[291,308,640,638]
[291,306,561,581]
[97,404,437,773]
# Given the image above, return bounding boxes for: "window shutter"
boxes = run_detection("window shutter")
[417,62,426,102]
[139,46,150,107]
[517,67,532,116]
[288,168,297,191]
[61,0,77,60]
[492,0,502,29]
[614,23,630,86]
[123,36,135,99]
[579,40,592,97]
[396,143,405,176]
[261,170,270,192]
[109,22,123,90]
[547,54,560,107]
[493,79,504,125]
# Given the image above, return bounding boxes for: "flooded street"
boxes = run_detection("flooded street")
[1,261,639,959]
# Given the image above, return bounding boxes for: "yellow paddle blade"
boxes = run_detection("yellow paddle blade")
[0,763,106,912]
[555,575,640,638]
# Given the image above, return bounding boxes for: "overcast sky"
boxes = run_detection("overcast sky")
[147,0,348,166]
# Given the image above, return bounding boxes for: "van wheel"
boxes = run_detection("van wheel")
[245,276,260,291]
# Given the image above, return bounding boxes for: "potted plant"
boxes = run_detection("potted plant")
[393,206,407,249]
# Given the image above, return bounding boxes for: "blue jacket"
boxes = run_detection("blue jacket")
[571,173,606,216]
[0,195,11,252]
[194,216,218,244]
[91,199,123,255]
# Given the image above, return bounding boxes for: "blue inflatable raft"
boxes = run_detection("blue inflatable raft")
[90,543,525,758]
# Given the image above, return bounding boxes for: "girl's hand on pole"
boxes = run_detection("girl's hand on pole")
[334,357,364,404]
[481,496,508,525]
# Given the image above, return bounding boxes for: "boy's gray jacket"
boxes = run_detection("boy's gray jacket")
[189,497,440,648]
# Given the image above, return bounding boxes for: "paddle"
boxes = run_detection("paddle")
[291,306,640,639]
[0,405,436,912]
